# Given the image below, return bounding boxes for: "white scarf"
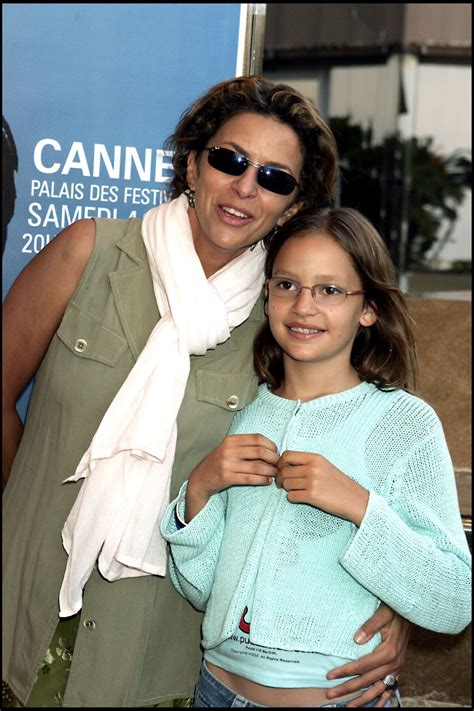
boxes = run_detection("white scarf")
[59,194,265,617]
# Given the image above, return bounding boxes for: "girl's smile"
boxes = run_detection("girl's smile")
[285,322,327,339]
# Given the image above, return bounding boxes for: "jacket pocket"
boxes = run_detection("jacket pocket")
[57,303,128,367]
[195,370,258,412]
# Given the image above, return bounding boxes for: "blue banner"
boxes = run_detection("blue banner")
[3,2,244,418]
[3,3,243,294]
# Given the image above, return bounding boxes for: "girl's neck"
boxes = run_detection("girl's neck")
[274,362,362,402]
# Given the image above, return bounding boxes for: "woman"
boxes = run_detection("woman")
[3,76,408,708]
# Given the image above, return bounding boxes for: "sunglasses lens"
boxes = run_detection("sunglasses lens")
[207,147,246,176]
[258,167,297,196]
[206,147,297,196]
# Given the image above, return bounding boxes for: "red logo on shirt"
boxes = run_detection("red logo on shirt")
[239,606,251,633]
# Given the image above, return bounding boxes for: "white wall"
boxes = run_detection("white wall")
[409,62,471,263]
[329,59,401,143]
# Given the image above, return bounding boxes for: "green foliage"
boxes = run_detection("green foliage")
[329,117,471,271]
[449,260,472,274]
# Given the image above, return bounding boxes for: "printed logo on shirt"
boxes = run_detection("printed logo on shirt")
[238,606,251,634]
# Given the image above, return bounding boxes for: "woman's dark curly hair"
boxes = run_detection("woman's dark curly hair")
[165,75,338,218]
[254,207,419,392]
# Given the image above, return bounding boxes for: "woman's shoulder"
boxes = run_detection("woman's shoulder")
[93,216,142,238]
[92,216,143,250]
[78,216,146,268]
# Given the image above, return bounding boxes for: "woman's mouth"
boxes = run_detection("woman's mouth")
[218,205,252,225]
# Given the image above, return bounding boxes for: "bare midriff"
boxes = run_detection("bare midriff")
[206,661,359,707]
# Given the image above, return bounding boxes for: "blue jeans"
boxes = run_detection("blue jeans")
[193,661,402,707]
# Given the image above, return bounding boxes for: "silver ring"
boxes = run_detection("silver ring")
[382,674,398,691]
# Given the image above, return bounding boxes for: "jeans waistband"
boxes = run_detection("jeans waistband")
[197,660,401,707]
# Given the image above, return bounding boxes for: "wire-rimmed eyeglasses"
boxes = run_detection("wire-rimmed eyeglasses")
[266,277,365,306]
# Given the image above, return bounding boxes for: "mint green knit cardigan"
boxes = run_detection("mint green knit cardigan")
[161,381,471,660]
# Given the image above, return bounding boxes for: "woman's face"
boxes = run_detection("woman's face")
[186,112,304,276]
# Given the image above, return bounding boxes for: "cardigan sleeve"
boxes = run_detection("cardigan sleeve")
[160,482,227,611]
[339,423,471,634]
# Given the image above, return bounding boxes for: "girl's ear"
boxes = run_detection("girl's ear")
[186,150,198,191]
[263,281,269,315]
[276,200,303,227]
[359,300,378,328]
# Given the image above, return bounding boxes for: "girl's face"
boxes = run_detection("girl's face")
[266,232,377,381]
[186,112,303,276]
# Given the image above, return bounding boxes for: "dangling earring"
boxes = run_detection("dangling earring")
[186,189,196,208]
[269,225,279,240]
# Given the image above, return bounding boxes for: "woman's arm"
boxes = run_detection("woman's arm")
[2,219,95,487]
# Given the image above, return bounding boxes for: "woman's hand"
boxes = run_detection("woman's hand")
[276,451,369,526]
[185,434,278,521]
[325,605,411,707]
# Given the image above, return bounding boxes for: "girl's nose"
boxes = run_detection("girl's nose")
[291,287,318,315]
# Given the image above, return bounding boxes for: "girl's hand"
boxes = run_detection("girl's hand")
[325,605,410,707]
[185,434,278,521]
[276,451,369,526]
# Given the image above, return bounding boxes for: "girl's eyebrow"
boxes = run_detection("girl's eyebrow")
[273,269,345,282]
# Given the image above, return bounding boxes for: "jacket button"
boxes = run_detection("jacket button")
[226,394,239,410]
[74,338,88,353]
[83,619,96,630]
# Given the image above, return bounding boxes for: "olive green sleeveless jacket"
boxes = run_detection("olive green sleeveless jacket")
[3,218,262,706]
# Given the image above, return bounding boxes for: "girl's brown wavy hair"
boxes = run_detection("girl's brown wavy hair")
[254,207,418,392]
[165,75,338,225]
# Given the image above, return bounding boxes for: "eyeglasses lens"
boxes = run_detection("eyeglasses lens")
[206,147,297,196]
[207,147,245,176]
[267,279,348,305]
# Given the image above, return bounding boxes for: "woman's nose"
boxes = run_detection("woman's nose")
[232,166,259,198]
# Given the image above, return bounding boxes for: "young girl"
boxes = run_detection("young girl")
[160,208,471,708]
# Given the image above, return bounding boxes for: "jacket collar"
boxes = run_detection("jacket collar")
[109,219,159,361]
[110,217,264,360]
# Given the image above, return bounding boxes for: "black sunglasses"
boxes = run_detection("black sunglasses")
[204,146,299,196]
